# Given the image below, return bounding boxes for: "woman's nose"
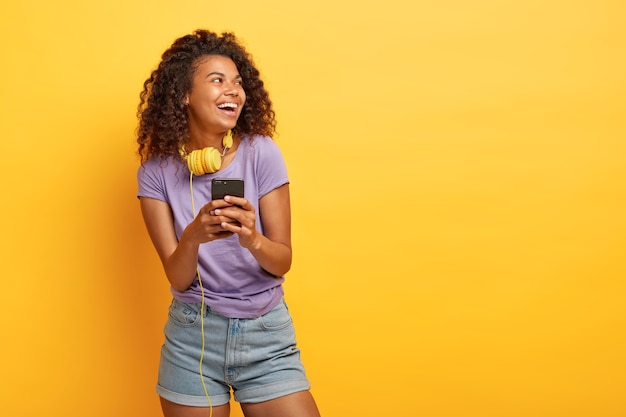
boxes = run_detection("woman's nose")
[224,83,239,96]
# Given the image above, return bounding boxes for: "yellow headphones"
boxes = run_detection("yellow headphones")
[180,130,234,175]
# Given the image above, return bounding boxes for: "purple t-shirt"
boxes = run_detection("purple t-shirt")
[137,135,289,318]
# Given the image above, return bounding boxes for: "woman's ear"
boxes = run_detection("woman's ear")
[183,95,189,105]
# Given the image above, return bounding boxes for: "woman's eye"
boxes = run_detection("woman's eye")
[212,78,223,83]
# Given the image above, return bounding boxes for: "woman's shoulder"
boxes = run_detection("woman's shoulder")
[137,155,182,181]
[239,135,288,186]
[242,134,274,146]
[139,154,179,169]
[242,134,283,156]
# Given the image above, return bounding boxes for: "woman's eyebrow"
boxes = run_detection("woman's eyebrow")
[205,72,242,79]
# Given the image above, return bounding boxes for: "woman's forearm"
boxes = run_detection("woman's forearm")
[247,233,292,277]
[163,238,201,292]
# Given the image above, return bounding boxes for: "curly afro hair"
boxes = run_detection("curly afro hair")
[136,29,276,162]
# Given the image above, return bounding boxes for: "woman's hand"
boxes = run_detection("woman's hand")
[182,199,238,245]
[212,195,261,249]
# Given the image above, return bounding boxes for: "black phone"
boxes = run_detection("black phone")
[211,178,245,200]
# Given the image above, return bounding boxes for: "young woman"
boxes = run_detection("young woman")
[136,29,320,417]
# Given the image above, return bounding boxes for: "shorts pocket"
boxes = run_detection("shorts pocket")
[259,300,292,331]
[168,300,200,327]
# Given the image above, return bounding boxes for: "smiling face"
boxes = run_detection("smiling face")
[185,55,246,144]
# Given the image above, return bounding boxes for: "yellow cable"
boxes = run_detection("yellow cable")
[189,172,213,417]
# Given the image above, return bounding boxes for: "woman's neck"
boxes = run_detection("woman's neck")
[188,130,229,150]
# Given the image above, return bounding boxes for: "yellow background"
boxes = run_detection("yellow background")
[1,1,624,416]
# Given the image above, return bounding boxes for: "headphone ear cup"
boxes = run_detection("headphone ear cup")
[187,147,222,175]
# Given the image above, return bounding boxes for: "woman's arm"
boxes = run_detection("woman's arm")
[139,197,232,291]
[139,197,199,291]
[217,183,292,277]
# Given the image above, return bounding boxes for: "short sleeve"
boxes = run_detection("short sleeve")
[137,158,168,202]
[253,136,289,199]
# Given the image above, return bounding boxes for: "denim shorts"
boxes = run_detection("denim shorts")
[156,298,311,406]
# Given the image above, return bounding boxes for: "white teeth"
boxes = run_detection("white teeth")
[218,103,238,109]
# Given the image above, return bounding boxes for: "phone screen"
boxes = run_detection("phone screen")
[211,178,245,200]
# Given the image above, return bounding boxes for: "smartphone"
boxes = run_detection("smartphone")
[211,178,245,200]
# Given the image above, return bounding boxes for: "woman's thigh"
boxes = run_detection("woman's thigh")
[160,397,231,417]
[240,391,320,417]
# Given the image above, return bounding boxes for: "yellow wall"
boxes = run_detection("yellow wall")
[1,1,624,416]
